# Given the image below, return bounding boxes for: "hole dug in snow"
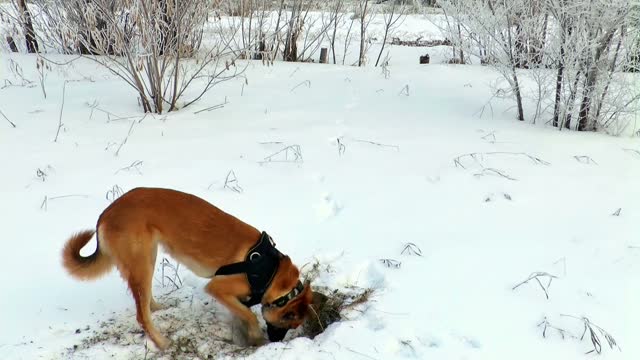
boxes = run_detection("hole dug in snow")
[302,286,375,339]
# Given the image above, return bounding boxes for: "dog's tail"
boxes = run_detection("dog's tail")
[62,229,113,280]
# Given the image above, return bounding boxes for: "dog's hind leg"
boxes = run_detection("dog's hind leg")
[127,250,170,350]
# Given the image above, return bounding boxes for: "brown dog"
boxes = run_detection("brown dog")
[61,187,313,350]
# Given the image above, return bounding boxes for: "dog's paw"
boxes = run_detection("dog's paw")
[152,335,172,351]
[231,317,250,346]
[247,327,266,347]
[150,300,169,312]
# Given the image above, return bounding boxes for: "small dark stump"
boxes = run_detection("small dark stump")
[419,54,430,64]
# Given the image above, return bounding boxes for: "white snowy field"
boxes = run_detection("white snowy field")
[1,13,640,360]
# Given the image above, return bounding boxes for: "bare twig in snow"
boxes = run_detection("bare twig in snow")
[290,80,311,93]
[160,258,182,290]
[379,259,401,269]
[622,148,640,158]
[36,165,54,182]
[552,257,567,277]
[537,317,576,340]
[559,315,620,354]
[41,194,89,211]
[398,85,410,96]
[474,168,517,181]
[454,152,550,169]
[194,97,228,114]
[354,139,399,151]
[474,95,496,120]
[513,272,557,299]
[0,109,16,128]
[260,145,303,164]
[106,185,124,202]
[223,170,243,193]
[612,208,622,216]
[481,131,497,143]
[114,116,145,157]
[401,243,422,256]
[54,81,67,142]
[574,155,598,165]
[115,160,144,175]
[337,138,346,156]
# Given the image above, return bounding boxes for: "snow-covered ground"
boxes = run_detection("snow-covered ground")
[1,11,639,360]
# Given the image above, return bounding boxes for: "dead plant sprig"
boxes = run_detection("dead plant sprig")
[115,160,144,175]
[54,81,68,142]
[622,148,640,158]
[160,258,183,291]
[512,272,557,299]
[337,137,346,156]
[401,243,422,256]
[537,316,576,340]
[40,194,89,211]
[290,80,311,93]
[260,145,303,164]
[353,139,400,151]
[223,170,243,193]
[114,116,146,157]
[574,155,598,165]
[379,258,402,268]
[474,168,517,181]
[194,97,229,115]
[106,185,124,202]
[481,131,497,143]
[453,152,550,169]
[0,109,16,128]
[560,315,621,354]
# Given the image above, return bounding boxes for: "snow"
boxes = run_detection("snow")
[1,11,640,360]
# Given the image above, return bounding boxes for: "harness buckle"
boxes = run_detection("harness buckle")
[249,252,262,263]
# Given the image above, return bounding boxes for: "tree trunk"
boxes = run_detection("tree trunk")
[562,71,582,130]
[283,2,300,62]
[18,0,39,53]
[594,28,624,123]
[505,11,523,121]
[457,23,464,64]
[158,0,177,56]
[552,24,568,128]
[514,19,526,68]
[577,28,617,131]
[512,67,525,121]
[358,0,369,67]
[6,36,18,52]
[375,11,393,67]
[331,17,338,64]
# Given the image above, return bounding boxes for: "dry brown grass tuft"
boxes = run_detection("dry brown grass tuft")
[302,286,374,339]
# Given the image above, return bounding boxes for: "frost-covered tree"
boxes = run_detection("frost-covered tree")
[437,0,638,133]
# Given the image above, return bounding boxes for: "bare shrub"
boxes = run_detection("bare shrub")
[34,0,247,114]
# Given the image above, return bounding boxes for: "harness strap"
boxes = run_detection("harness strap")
[214,231,283,307]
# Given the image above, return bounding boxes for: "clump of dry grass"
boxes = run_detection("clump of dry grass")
[302,286,374,339]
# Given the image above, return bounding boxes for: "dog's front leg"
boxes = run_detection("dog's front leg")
[205,277,265,346]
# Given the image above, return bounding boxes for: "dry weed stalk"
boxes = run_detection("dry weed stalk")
[512,272,557,299]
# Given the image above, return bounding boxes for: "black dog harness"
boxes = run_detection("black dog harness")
[214,232,302,307]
